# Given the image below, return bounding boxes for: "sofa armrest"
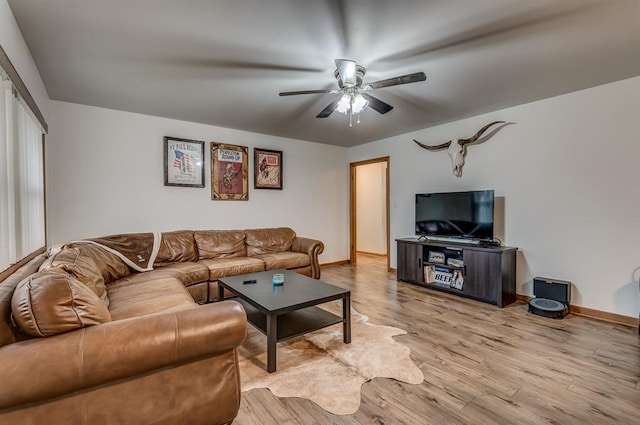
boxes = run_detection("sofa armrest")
[291,237,324,279]
[0,300,246,410]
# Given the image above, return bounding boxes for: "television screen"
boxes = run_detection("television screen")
[415,190,494,241]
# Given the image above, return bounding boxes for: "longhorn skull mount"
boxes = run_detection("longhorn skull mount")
[413,121,506,177]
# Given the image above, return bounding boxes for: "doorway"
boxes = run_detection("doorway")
[349,157,390,271]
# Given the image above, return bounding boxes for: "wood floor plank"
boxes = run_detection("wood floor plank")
[355,378,469,425]
[234,254,640,425]
[462,392,552,425]
[236,389,301,425]
[566,377,640,418]
[512,384,640,425]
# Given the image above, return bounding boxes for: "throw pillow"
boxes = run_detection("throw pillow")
[39,246,110,305]
[11,270,112,337]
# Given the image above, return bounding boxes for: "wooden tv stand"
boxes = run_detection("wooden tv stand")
[396,238,517,307]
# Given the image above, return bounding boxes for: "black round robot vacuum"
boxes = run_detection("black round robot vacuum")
[528,298,568,319]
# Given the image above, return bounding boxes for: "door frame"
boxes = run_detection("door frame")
[349,156,390,271]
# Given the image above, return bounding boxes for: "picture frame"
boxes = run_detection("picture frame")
[164,136,205,187]
[447,258,464,268]
[451,270,464,290]
[428,251,445,264]
[254,148,283,190]
[210,142,249,200]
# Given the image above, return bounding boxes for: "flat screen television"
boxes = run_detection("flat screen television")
[415,190,494,241]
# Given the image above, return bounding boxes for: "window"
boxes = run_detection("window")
[0,69,46,271]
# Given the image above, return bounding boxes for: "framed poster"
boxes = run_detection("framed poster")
[163,136,205,187]
[254,148,283,190]
[211,142,249,200]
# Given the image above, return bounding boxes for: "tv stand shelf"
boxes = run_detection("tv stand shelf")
[396,238,517,307]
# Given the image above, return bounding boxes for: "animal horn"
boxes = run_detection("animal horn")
[458,121,506,146]
[413,139,452,151]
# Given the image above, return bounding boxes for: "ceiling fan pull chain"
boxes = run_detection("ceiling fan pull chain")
[349,96,354,127]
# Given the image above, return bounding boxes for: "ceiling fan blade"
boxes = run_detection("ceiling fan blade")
[175,59,325,73]
[335,59,357,86]
[364,72,426,90]
[374,5,586,63]
[361,93,394,114]
[316,98,341,118]
[279,89,339,96]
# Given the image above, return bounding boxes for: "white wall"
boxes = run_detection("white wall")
[0,0,49,121]
[5,0,636,318]
[356,162,386,255]
[348,77,640,318]
[47,101,349,263]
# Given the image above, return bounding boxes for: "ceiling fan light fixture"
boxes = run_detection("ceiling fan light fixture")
[352,94,368,114]
[336,93,369,115]
[335,94,351,114]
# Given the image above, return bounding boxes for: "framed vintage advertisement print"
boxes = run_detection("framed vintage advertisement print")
[254,148,283,190]
[163,136,205,187]
[210,142,249,200]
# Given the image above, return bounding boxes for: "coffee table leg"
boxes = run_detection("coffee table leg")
[266,314,277,373]
[217,283,224,301]
[343,293,351,344]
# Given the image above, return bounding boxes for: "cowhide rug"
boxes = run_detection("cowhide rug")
[238,302,424,415]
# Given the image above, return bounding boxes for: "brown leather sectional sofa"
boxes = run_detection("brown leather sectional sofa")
[0,227,324,425]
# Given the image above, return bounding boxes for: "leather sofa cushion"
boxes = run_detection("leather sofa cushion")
[66,243,132,283]
[116,262,208,287]
[199,257,265,280]
[11,270,112,337]
[107,277,196,321]
[154,230,198,265]
[195,230,246,259]
[155,262,209,286]
[186,281,209,304]
[39,247,109,305]
[252,252,310,270]
[0,254,47,347]
[245,227,296,256]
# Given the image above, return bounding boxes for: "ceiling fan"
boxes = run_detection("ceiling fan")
[279,59,426,126]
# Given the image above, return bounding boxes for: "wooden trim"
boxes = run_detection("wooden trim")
[42,134,48,246]
[515,294,638,328]
[0,247,46,284]
[320,260,350,268]
[385,159,390,272]
[350,157,390,167]
[349,156,390,269]
[570,305,638,328]
[349,163,357,265]
[0,44,48,133]
[356,251,387,257]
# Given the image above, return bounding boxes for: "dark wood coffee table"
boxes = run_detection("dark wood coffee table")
[217,269,351,373]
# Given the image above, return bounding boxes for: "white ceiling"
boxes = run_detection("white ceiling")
[8,0,640,147]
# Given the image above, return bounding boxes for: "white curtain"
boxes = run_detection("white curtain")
[17,95,45,257]
[0,76,45,270]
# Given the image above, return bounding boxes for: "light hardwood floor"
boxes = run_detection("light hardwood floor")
[235,254,640,425]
